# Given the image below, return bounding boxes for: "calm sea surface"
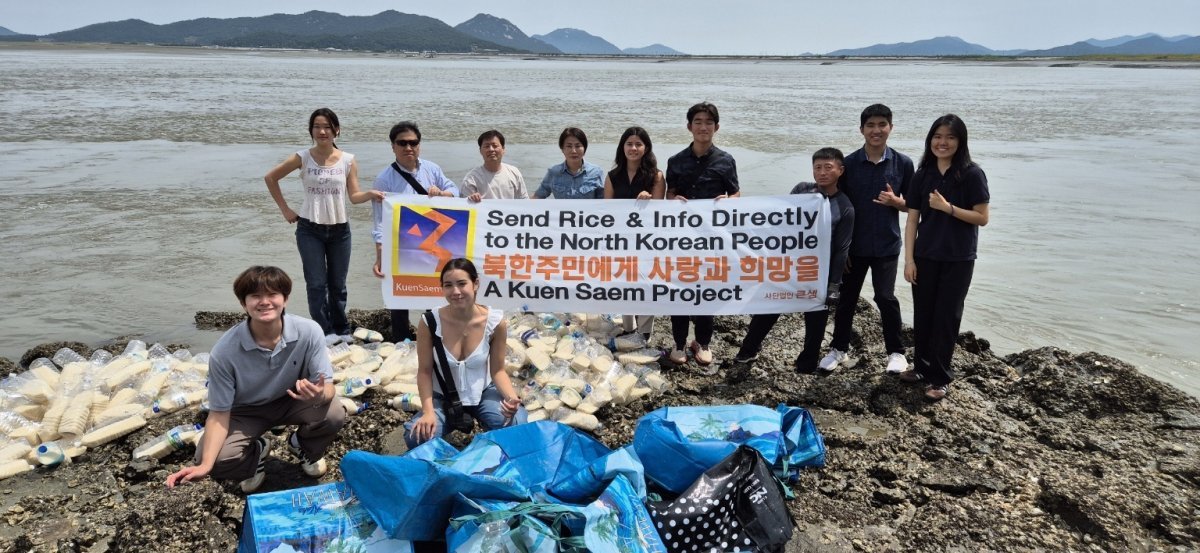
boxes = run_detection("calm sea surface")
[2,46,1198,396]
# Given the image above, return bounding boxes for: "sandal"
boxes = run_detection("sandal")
[924,384,949,402]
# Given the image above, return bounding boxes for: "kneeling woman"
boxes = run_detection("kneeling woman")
[405,259,526,447]
[902,114,990,402]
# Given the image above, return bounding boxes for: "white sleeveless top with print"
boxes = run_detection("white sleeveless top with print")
[297,149,353,225]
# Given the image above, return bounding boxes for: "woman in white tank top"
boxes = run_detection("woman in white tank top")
[406,258,526,447]
[264,108,382,339]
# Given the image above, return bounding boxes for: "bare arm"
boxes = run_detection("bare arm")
[411,319,439,443]
[903,208,920,284]
[346,158,384,204]
[649,171,666,200]
[165,410,230,487]
[264,153,303,223]
[603,175,615,199]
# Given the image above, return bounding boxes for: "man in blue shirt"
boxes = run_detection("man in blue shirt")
[822,104,914,374]
[372,121,459,342]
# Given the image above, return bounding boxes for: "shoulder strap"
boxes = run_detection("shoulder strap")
[392,163,429,196]
[423,310,464,407]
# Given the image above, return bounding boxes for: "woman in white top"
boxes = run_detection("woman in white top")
[264,108,382,339]
[406,258,526,447]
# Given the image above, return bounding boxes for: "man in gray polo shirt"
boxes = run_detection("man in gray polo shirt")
[166,266,344,493]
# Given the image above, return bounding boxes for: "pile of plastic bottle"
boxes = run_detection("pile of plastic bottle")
[0,341,209,480]
[0,312,672,481]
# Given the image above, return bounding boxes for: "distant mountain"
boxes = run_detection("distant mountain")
[44,10,518,53]
[0,25,18,36]
[1022,35,1200,56]
[826,36,998,56]
[1085,33,1158,48]
[623,43,685,56]
[454,13,560,54]
[532,28,622,55]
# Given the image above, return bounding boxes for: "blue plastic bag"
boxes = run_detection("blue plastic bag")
[633,404,787,494]
[776,404,826,480]
[342,421,614,541]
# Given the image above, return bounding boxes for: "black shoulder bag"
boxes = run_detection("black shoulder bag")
[392,163,429,196]
[423,310,475,434]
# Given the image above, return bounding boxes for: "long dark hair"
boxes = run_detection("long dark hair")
[308,107,340,149]
[614,126,658,176]
[918,114,974,180]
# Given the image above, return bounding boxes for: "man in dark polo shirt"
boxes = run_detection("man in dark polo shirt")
[665,101,740,366]
[822,104,915,375]
[166,266,344,493]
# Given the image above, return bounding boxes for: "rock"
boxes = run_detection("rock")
[872,487,906,505]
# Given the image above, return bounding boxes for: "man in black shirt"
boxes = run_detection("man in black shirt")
[665,102,740,366]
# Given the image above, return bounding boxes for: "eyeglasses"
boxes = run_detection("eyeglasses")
[393,139,420,148]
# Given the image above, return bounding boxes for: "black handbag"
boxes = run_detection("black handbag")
[647,445,794,552]
[423,310,475,434]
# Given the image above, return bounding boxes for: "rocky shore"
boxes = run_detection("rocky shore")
[2,301,1198,552]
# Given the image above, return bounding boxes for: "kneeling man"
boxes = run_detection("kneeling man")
[167,266,344,493]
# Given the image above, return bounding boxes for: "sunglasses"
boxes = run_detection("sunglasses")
[393,139,420,148]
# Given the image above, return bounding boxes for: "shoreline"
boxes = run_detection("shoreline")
[4,41,1200,69]
[2,301,1198,551]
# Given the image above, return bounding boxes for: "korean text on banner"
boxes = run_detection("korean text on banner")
[380,196,831,315]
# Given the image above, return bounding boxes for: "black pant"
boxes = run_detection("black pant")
[671,315,713,349]
[830,255,904,354]
[738,310,829,369]
[389,309,415,342]
[911,258,974,386]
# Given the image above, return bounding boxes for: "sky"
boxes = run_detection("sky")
[3,0,1198,55]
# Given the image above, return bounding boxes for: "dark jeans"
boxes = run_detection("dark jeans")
[671,315,713,349]
[738,309,829,369]
[911,258,974,386]
[295,218,351,336]
[830,255,904,354]
[390,309,415,342]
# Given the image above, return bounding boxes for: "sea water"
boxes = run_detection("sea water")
[0,45,1197,396]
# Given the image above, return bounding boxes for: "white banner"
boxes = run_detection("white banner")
[380,196,831,315]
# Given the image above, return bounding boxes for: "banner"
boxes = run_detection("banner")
[380,196,830,315]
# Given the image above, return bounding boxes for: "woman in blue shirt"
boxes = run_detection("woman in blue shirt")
[533,127,605,199]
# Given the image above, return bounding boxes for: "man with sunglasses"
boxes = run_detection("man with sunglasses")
[371,121,459,342]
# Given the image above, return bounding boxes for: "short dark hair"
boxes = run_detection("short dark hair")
[389,121,421,143]
[687,102,720,124]
[558,127,588,150]
[233,266,292,305]
[812,147,845,164]
[860,104,893,127]
[440,258,479,283]
[477,129,505,147]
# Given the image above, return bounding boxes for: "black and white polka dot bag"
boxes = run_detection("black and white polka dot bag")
[646,445,793,552]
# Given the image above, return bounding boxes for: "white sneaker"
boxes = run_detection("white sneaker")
[287,432,329,477]
[885,353,908,374]
[818,349,847,372]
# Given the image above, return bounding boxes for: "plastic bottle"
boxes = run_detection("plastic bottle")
[338,376,375,397]
[131,423,203,460]
[35,441,69,467]
[337,396,368,416]
[388,393,420,412]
